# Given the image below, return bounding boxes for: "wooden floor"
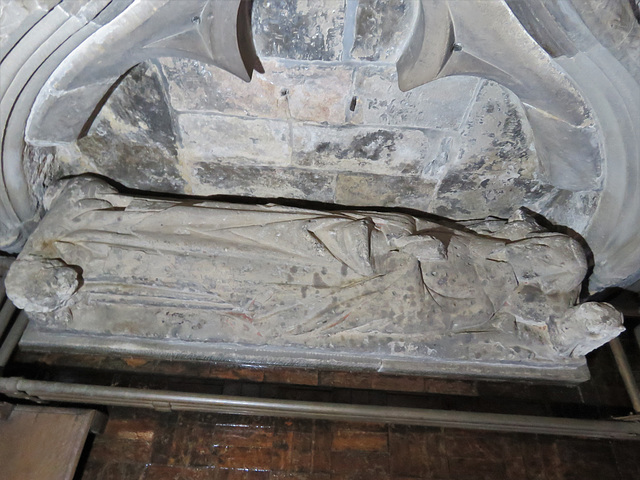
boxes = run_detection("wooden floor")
[79,407,639,480]
[6,319,639,479]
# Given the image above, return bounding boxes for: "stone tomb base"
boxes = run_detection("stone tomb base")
[7,177,624,382]
[18,324,592,382]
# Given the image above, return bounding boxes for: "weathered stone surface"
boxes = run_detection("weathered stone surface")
[6,177,624,379]
[2,0,638,297]
[431,80,554,219]
[538,190,600,235]
[550,302,625,358]
[0,0,58,52]
[5,258,78,313]
[279,63,353,124]
[335,173,434,211]
[51,60,575,235]
[191,164,337,203]
[179,114,291,167]
[351,0,416,62]
[163,58,354,125]
[161,58,289,118]
[566,0,640,80]
[292,124,446,176]
[55,63,186,194]
[252,0,346,61]
[349,66,480,130]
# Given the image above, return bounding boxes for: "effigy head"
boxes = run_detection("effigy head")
[550,303,625,358]
[5,257,79,313]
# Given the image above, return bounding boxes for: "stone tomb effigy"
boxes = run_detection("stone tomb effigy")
[5,177,624,381]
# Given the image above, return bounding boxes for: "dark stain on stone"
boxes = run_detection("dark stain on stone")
[315,142,331,154]
[313,272,328,288]
[76,63,185,194]
[431,86,556,219]
[309,129,398,163]
[336,172,432,212]
[193,163,335,202]
[490,100,529,162]
[350,130,397,160]
[437,172,481,195]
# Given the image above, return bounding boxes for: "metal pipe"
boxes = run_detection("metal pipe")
[0,299,16,339]
[0,377,638,440]
[609,337,640,413]
[0,311,27,367]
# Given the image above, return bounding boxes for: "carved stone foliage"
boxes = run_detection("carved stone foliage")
[6,177,624,380]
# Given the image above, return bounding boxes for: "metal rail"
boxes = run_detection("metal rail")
[0,377,638,440]
[609,337,640,414]
[0,299,16,339]
[0,287,638,440]
[0,312,27,368]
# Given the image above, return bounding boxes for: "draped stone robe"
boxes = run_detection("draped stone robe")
[5,177,624,379]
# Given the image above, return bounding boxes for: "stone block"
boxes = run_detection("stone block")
[252,0,346,61]
[57,63,186,194]
[275,62,353,125]
[351,0,417,62]
[191,163,337,203]
[161,58,290,117]
[335,173,435,210]
[179,113,291,167]
[431,80,554,219]
[350,65,481,130]
[292,124,445,176]
[163,58,354,126]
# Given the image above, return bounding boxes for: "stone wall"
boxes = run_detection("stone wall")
[54,0,599,232]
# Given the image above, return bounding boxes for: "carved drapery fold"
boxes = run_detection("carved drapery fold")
[6,177,624,380]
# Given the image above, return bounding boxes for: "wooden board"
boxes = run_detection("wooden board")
[0,405,104,480]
